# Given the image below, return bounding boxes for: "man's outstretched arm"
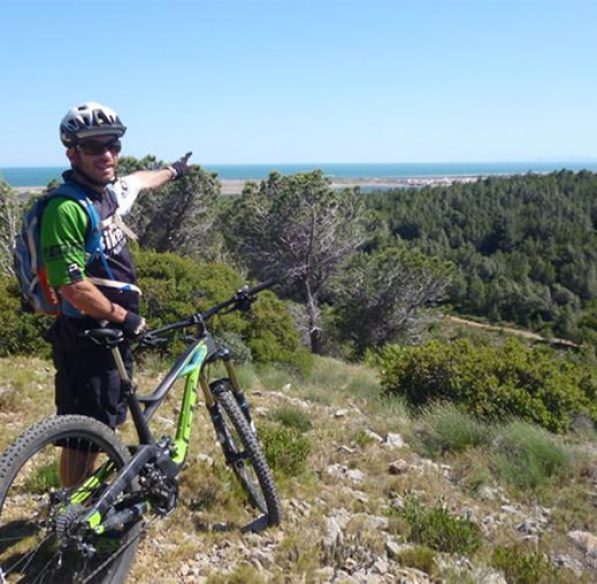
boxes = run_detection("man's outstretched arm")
[128,152,193,191]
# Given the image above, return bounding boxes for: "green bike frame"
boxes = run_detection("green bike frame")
[71,334,244,534]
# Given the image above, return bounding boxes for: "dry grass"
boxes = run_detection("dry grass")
[0,354,595,582]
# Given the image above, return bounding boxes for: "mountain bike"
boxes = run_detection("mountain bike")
[0,281,282,583]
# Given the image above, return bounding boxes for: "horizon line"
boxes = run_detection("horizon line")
[3,159,597,169]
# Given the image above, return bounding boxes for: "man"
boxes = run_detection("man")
[41,101,191,485]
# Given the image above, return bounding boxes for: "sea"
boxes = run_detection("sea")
[1,161,597,188]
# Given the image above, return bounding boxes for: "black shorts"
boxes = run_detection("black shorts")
[48,319,133,429]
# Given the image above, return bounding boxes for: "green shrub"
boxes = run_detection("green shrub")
[417,402,492,455]
[491,544,560,584]
[374,338,597,433]
[214,331,253,364]
[401,494,482,555]
[492,420,570,489]
[135,250,310,370]
[258,422,311,476]
[243,291,313,373]
[0,277,51,357]
[24,460,61,493]
[397,545,438,576]
[269,406,312,433]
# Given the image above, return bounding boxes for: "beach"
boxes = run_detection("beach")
[15,175,480,198]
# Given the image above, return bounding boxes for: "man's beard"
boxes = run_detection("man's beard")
[73,165,116,188]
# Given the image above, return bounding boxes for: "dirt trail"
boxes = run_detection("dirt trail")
[444,315,578,348]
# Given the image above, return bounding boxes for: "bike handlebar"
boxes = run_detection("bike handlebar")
[141,279,278,343]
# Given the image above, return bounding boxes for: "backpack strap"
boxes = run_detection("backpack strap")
[51,183,103,257]
[49,182,142,317]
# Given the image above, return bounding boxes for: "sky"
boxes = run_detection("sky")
[1,0,596,166]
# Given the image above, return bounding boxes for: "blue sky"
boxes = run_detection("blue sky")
[1,0,596,165]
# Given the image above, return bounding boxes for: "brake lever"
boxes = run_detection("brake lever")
[138,333,168,349]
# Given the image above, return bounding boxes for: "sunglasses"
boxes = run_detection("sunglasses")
[76,139,122,156]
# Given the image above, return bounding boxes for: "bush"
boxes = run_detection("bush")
[374,338,597,433]
[401,494,482,555]
[135,250,310,370]
[491,544,560,584]
[258,422,311,476]
[417,402,492,455]
[213,331,253,365]
[397,545,438,577]
[269,405,313,433]
[492,420,570,488]
[0,248,310,373]
[242,291,313,374]
[0,277,51,357]
[24,461,61,493]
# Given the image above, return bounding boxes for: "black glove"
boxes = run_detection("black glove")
[168,152,193,180]
[121,312,147,340]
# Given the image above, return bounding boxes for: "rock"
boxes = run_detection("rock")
[467,567,507,583]
[251,549,275,569]
[343,557,358,572]
[322,515,345,550]
[500,504,521,516]
[335,569,357,583]
[516,518,543,535]
[315,567,335,581]
[478,485,499,501]
[326,463,366,483]
[568,530,597,559]
[551,553,585,576]
[347,468,366,482]
[364,515,389,531]
[195,453,214,466]
[395,566,434,583]
[335,408,350,418]
[373,557,389,574]
[338,444,357,454]
[388,459,409,475]
[383,432,406,448]
[385,538,404,560]
[364,429,384,443]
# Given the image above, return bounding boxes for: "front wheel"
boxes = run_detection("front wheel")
[0,415,140,584]
[210,381,282,527]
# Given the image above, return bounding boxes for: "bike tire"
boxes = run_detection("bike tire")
[0,415,140,584]
[211,382,282,526]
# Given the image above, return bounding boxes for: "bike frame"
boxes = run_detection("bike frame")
[75,327,246,534]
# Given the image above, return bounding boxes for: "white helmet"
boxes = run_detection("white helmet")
[60,102,126,147]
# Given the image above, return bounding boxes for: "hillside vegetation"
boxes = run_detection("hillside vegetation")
[0,354,595,582]
[0,167,596,581]
[365,170,597,343]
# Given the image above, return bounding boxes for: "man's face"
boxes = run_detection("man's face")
[67,135,122,184]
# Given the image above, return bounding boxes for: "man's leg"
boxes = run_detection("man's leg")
[52,339,130,487]
[60,448,99,487]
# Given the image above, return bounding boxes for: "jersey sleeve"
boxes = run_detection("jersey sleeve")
[40,198,89,287]
[112,174,143,216]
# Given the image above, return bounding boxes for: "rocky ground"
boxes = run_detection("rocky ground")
[0,357,595,583]
[126,382,597,583]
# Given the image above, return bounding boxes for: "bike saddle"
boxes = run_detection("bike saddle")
[79,328,125,347]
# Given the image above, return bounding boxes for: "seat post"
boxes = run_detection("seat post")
[111,346,130,383]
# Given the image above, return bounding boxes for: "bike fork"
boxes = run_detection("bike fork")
[222,356,256,431]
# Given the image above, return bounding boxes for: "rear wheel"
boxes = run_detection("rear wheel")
[0,415,140,584]
[210,381,282,527]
